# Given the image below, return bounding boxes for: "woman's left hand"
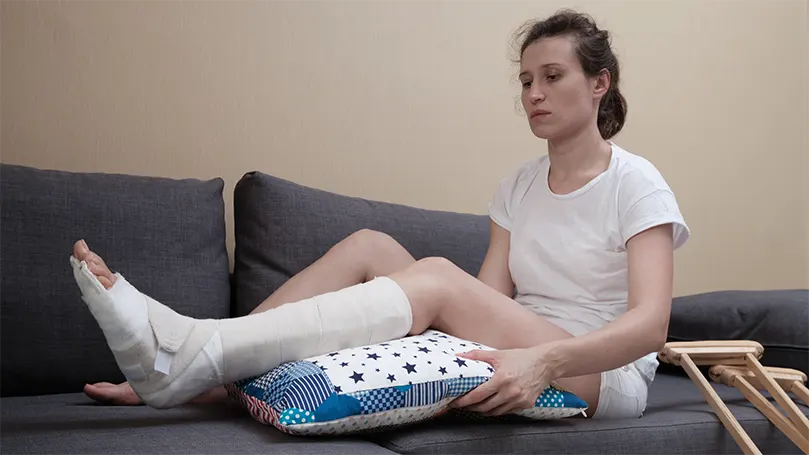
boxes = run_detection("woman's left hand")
[450,345,557,416]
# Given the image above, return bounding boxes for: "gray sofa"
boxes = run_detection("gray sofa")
[2,163,807,454]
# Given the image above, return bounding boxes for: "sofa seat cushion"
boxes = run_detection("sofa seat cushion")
[232,171,490,316]
[364,373,808,454]
[0,164,232,397]
[0,393,397,454]
[667,289,809,374]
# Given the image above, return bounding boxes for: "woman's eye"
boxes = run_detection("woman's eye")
[547,74,559,81]
[521,81,532,89]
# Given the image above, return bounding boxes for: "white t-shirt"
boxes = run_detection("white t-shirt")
[488,142,690,381]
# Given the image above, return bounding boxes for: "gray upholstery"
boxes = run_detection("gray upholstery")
[667,289,809,374]
[1,374,805,455]
[0,164,232,397]
[0,393,397,455]
[366,373,808,454]
[232,171,490,316]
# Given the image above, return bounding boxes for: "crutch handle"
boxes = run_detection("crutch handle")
[660,341,764,366]
[710,365,807,390]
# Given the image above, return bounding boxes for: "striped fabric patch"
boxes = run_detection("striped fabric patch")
[280,371,334,411]
[403,381,447,407]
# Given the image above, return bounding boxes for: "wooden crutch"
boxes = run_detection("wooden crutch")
[659,341,765,455]
[711,365,809,454]
[717,366,809,407]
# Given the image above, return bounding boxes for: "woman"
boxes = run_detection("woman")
[75,9,688,419]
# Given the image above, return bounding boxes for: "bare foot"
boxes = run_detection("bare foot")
[84,381,228,406]
[84,381,144,406]
[73,240,116,289]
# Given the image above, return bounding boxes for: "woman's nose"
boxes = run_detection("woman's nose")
[529,86,545,103]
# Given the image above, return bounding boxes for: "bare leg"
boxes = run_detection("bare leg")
[79,230,416,405]
[250,229,416,314]
[387,257,602,415]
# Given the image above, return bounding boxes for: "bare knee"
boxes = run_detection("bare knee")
[343,229,402,259]
[345,228,394,248]
[409,256,460,279]
[338,229,413,279]
[394,257,460,333]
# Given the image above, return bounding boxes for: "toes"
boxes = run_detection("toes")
[91,382,117,389]
[84,382,143,406]
[97,275,114,290]
[88,262,114,289]
[74,242,116,286]
[73,240,89,259]
[84,383,113,402]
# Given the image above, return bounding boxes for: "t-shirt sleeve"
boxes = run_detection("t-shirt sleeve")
[619,168,690,250]
[621,190,690,249]
[488,177,515,231]
[488,160,538,231]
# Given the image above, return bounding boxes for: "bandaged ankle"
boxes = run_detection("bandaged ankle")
[71,256,222,408]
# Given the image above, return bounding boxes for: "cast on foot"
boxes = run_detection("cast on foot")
[70,240,224,409]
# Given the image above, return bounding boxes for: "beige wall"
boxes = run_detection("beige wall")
[2,0,807,296]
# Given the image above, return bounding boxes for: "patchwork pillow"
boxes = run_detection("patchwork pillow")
[225,330,588,435]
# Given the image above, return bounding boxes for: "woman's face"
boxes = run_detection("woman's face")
[519,36,607,141]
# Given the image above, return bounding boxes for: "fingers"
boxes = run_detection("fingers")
[450,379,498,409]
[485,402,517,417]
[456,349,497,365]
[484,393,538,416]
[466,382,523,414]
[465,389,513,414]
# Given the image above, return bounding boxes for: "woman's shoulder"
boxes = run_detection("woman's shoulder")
[610,143,676,196]
[494,155,547,196]
[509,155,547,181]
[488,156,547,229]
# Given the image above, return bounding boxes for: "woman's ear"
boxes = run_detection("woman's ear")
[593,68,611,100]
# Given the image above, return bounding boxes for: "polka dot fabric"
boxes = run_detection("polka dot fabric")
[226,330,588,435]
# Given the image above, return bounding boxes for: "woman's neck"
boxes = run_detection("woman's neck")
[546,127,612,180]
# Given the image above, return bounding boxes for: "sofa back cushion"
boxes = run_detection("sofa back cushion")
[232,172,490,316]
[0,163,231,397]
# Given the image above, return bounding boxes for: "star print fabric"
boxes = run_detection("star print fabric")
[311,329,494,394]
[226,329,588,435]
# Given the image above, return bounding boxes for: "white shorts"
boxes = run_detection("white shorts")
[592,360,651,419]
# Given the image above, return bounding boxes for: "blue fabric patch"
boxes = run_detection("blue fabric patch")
[282,370,334,411]
[534,386,588,408]
[352,388,406,414]
[445,376,488,397]
[313,393,363,421]
[279,408,317,425]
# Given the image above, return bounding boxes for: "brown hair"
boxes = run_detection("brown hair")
[514,9,627,139]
